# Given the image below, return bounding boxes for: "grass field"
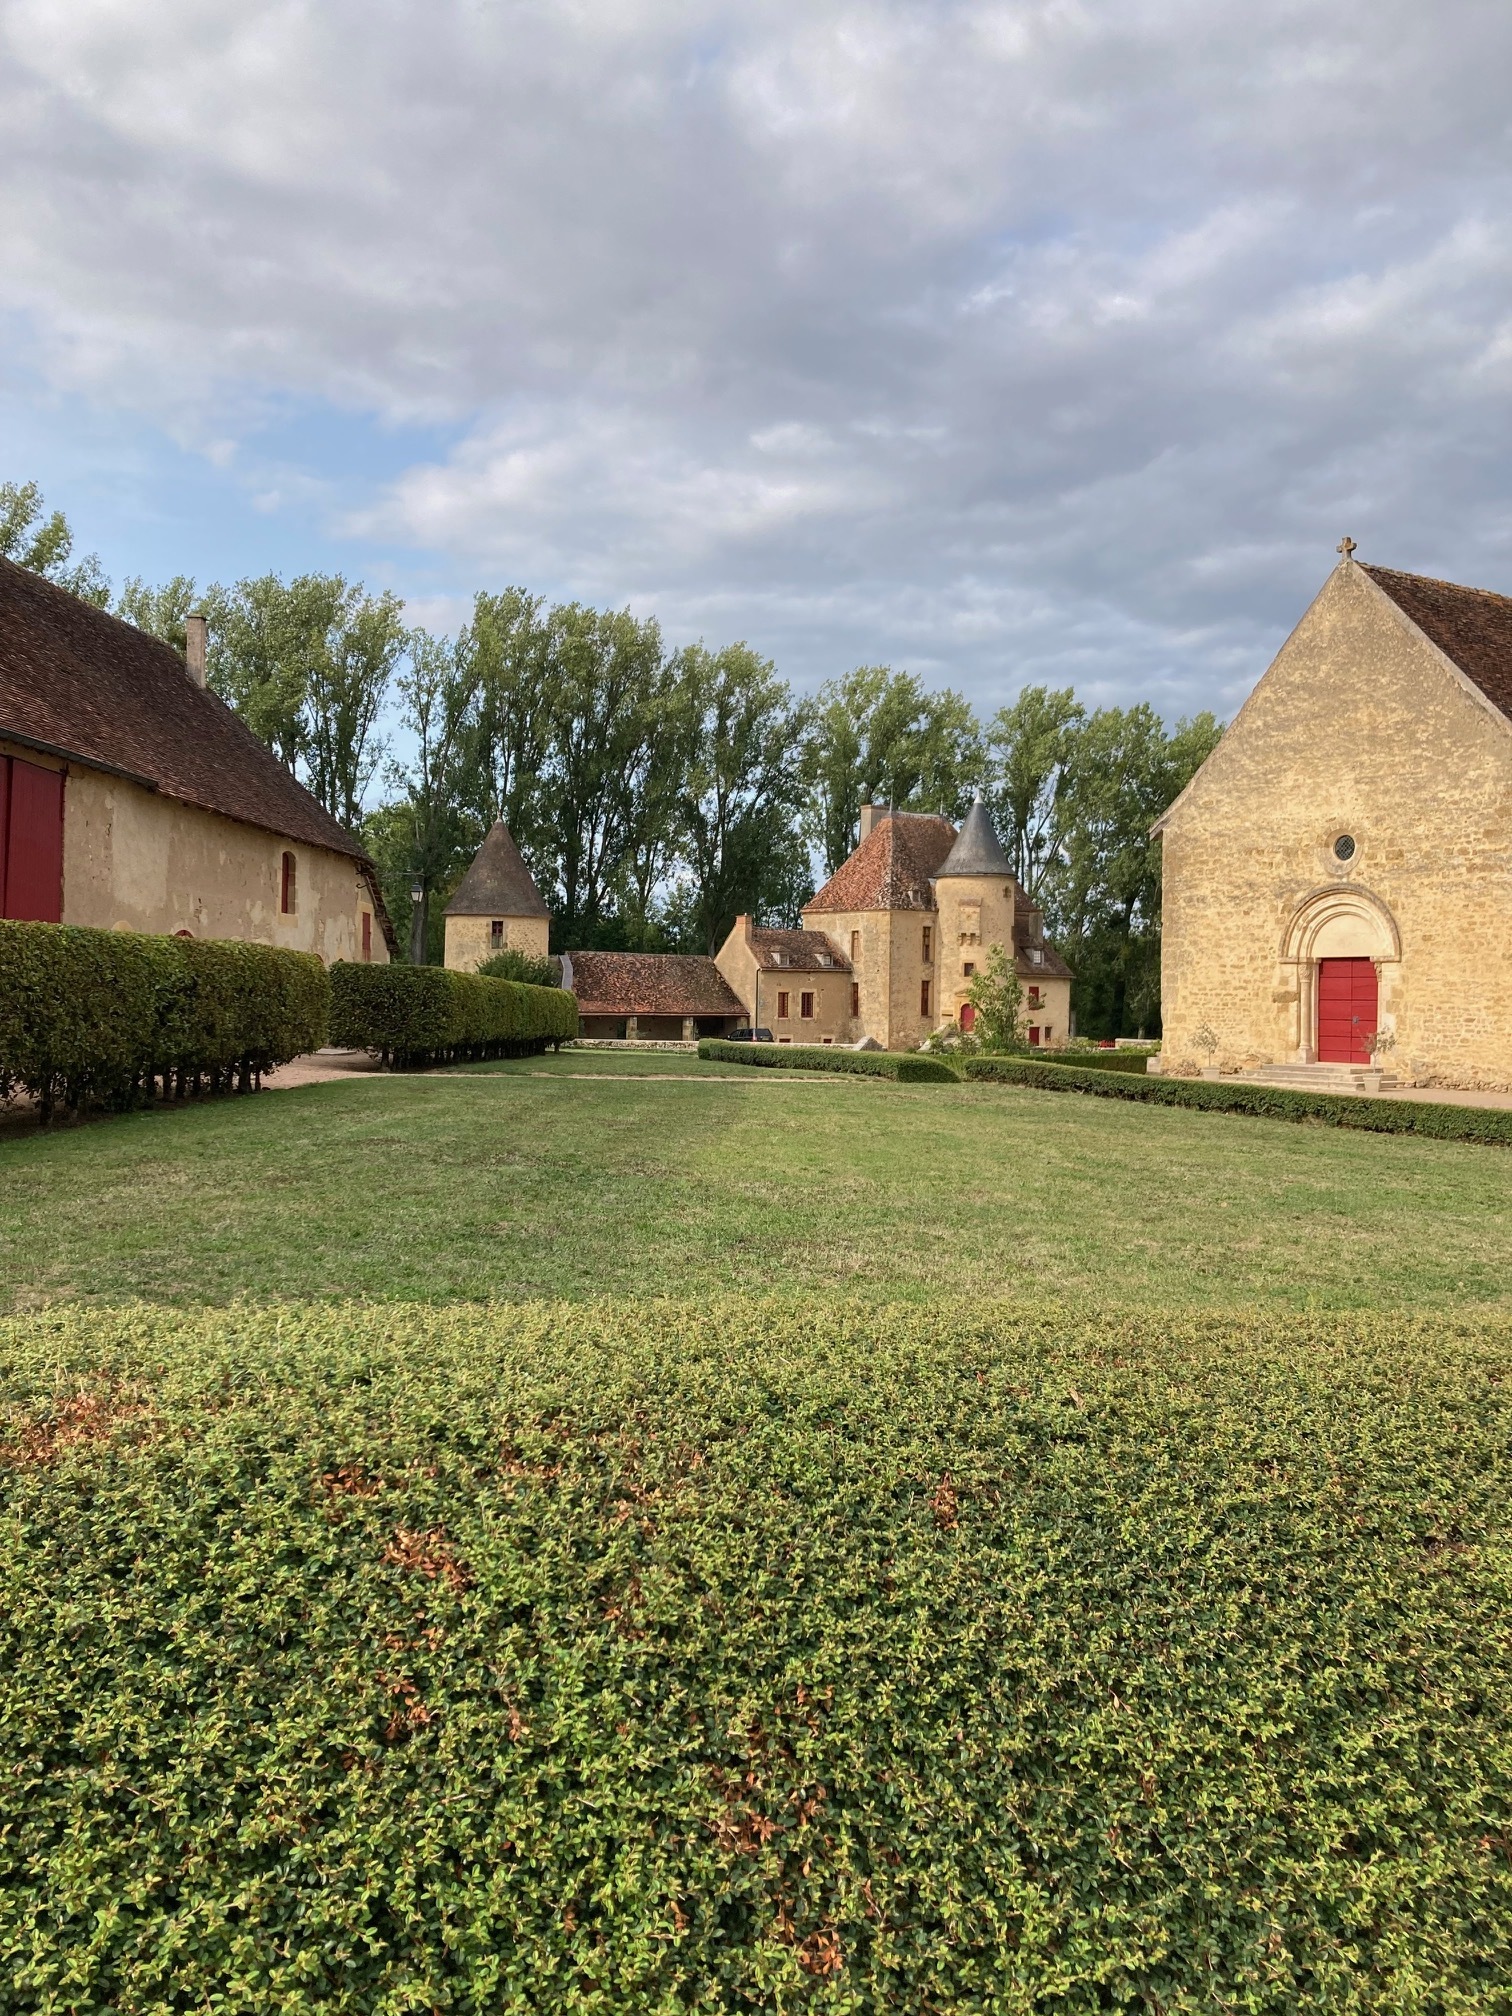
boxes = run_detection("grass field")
[6,1055,1512,2010]
[2,1054,1510,1312]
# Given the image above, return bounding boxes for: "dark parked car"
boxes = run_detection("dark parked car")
[730,1026,775,1042]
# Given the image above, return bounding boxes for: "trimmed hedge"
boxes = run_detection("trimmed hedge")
[331,960,578,1068]
[0,919,327,1120]
[4,1297,1512,2008]
[964,1052,1512,1145]
[699,1038,959,1083]
[1040,1046,1158,1075]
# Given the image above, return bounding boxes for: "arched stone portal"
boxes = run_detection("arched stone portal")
[1279,886,1401,1063]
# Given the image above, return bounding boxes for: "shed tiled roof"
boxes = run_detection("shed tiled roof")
[0,558,396,948]
[1364,565,1512,721]
[566,951,745,1017]
[747,927,851,973]
[444,821,549,917]
[805,811,957,914]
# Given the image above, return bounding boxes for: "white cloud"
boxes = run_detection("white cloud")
[2,0,1511,705]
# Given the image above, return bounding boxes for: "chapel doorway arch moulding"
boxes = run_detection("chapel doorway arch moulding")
[1278,884,1401,1064]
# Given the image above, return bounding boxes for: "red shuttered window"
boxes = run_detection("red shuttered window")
[0,757,65,923]
[362,911,373,962]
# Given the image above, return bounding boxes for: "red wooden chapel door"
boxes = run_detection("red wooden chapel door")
[1316,958,1377,1064]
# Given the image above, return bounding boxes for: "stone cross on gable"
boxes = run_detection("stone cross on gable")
[1337,536,1357,560]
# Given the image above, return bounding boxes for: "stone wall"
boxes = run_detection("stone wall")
[45,750,384,965]
[444,911,551,972]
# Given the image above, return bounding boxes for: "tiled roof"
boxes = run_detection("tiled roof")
[747,927,851,973]
[566,951,745,1016]
[0,558,375,863]
[1365,565,1512,721]
[0,558,396,949]
[805,811,958,913]
[445,821,549,917]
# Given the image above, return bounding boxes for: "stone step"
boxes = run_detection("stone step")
[1242,1064,1398,1095]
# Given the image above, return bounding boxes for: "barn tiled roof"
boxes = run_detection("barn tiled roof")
[0,558,375,861]
[0,557,396,948]
[1365,565,1512,721]
[747,927,851,973]
[805,811,957,913]
[566,951,745,1016]
[444,821,549,917]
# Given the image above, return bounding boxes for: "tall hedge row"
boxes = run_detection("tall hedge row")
[698,1038,959,1083]
[0,918,328,1120]
[964,1052,1512,1145]
[330,960,578,1068]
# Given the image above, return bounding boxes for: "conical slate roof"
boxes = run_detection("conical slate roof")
[934,798,1012,879]
[444,820,550,917]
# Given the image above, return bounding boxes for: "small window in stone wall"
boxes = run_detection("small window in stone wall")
[800,990,815,1019]
[362,912,372,962]
[1333,834,1357,862]
[922,925,933,961]
[491,919,505,947]
[850,930,860,960]
[920,978,931,1017]
[280,851,297,915]
[964,961,975,978]
[850,982,860,1017]
[777,990,790,1019]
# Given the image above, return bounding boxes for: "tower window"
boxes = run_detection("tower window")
[850,983,860,1017]
[1334,834,1357,862]
[920,978,931,1017]
[490,919,505,947]
[922,925,933,962]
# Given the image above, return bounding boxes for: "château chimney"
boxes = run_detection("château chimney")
[185,611,208,686]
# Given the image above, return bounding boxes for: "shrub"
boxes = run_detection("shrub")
[475,947,559,989]
[0,919,327,1120]
[1039,1047,1156,1075]
[331,960,577,1068]
[3,1297,1511,2008]
[964,1052,1512,1144]
[699,1038,958,1083]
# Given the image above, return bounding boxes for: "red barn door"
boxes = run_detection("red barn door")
[1316,958,1377,1064]
[2,758,65,922]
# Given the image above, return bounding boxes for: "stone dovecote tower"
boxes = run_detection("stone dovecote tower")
[442,821,551,972]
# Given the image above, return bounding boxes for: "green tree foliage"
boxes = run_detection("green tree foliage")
[0,479,110,606]
[985,684,1084,902]
[1046,704,1223,1038]
[204,575,403,828]
[676,643,808,952]
[382,631,486,964]
[802,666,981,876]
[964,943,1025,1052]
[115,575,200,654]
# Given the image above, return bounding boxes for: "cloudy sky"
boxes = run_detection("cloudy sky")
[4,0,1511,722]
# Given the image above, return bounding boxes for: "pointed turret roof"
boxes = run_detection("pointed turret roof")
[934,798,1012,879]
[444,820,550,917]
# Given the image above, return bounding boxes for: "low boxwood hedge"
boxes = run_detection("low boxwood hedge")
[965,1052,1512,1145]
[0,918,327,1120]
[1040,1046,1158,1075]
[4,1297,1511,2008]
[699,1038,959,1083]
[331,960,578,1068]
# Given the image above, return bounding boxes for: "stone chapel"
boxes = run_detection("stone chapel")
[1157,543,1512,1090]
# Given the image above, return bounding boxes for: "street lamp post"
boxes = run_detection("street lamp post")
[409,880,426,967]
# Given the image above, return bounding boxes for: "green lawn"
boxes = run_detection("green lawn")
[2,1057,1509,1312]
